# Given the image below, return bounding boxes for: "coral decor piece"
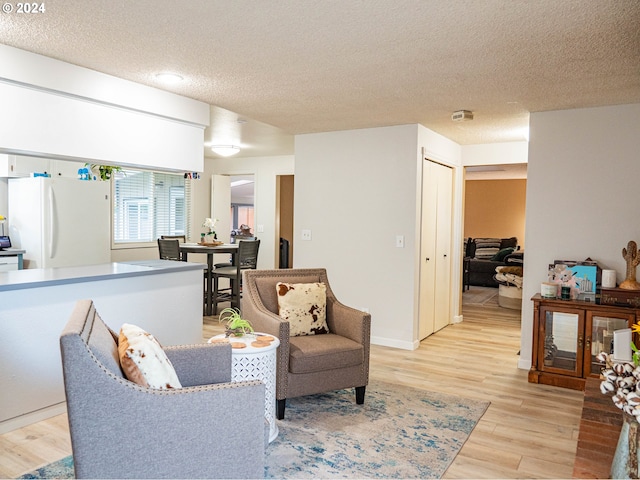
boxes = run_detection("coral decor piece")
[620,241,640,290]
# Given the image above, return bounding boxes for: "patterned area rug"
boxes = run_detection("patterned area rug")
[19,382,488,479]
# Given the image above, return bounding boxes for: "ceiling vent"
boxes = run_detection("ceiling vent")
[451,110,474,122]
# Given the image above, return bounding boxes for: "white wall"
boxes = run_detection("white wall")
[520,103,640,369]
[461,141,528,166]
[198,155,295,270]
[0,45,208,172]
[294,125,461,349]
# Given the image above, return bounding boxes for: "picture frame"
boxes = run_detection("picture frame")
[548,260,600,301]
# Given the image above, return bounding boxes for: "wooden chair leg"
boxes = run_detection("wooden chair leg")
[277,399,286,420]
[355,386,366,404]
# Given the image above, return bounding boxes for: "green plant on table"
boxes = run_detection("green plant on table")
[219,307,254,337]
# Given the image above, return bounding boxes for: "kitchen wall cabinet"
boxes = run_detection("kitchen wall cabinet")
[0,154,81,178]
[529,294,637,390]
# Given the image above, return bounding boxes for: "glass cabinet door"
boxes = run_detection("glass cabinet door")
[539,307,585,377]
[587,313,635,377]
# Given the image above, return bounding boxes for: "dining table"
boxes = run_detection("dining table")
[179,243,239,316]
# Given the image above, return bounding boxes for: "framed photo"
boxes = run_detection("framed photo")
[548,260,600,300]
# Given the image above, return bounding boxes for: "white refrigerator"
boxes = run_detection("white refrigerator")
[8,177,111,268]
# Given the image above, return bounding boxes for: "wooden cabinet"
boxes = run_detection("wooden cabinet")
[529,294,638,390]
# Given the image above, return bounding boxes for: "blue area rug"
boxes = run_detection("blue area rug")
[19,381,488,479]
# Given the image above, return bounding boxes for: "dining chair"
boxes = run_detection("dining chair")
[161,234,187,243]
[212,239,260,314]
[157,238,181,261]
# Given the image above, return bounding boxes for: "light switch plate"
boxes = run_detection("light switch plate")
[396,235,404,248]
[301,229,312,241]
[257,224,264,233]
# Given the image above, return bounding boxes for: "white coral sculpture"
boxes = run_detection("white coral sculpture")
[598,352,640,417]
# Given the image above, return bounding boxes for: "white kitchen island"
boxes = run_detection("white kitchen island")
[0,260,206,433]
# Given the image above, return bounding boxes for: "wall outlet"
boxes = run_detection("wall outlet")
[301,229,312,241]
[396,235,405,248]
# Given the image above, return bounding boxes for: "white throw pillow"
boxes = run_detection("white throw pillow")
[118,323,182,390]
[277,282,329,336]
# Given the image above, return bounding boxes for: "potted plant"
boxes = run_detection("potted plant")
[200,217,220,244]
[86,163,122,181]
[218,307,254,337]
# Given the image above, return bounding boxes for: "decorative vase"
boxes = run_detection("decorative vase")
[611,413,640,479]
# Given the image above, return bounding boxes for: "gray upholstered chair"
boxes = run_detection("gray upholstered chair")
[59,300,266,479]
[241,268,371,420]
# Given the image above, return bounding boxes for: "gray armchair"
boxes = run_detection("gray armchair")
[59,299,265,479]
[241,268,371,420]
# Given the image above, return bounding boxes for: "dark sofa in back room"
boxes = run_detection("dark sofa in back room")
[464,237,523,288]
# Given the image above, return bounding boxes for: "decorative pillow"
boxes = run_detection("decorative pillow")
[474,238,501,259]
[491,247,515,262]
[118,323,182,390]
[276,282,329,336]
[497,265,524,276]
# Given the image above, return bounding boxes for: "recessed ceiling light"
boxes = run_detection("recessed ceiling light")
[211,145,240,157]
[155,72,184,84]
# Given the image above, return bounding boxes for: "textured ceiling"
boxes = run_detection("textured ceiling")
[1,0,639,157]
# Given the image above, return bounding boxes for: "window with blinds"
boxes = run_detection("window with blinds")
[113,169,191,244]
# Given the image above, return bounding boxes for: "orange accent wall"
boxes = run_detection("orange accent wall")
[464,179,527,249]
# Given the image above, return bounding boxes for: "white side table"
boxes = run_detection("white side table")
[209,332,280,442]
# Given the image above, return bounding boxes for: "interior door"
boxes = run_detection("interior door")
[433,163,452,332]
[211,174,231,243]
[418,160,453,340]
[419,161,437,339]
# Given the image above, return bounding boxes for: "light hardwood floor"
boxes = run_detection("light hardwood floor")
[0,301,584,479]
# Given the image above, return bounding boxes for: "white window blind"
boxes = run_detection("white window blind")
[113,169,191,244]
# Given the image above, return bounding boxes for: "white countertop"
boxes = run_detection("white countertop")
[0,249,25,256]
[0,259,205,292]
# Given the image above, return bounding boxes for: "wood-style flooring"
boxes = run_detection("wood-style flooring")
[0,300,584,479]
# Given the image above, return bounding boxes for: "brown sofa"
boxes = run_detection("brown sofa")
[464,237,521,288]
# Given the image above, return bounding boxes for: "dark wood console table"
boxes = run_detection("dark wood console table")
[529,294,639,390]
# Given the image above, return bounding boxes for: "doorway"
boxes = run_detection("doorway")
[276,175,294,268]
[230,175,255,241]
[462,163,527,310]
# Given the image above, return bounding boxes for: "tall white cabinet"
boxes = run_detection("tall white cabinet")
[419,159,453,340]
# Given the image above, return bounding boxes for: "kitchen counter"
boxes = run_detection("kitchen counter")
[0,259,204,291]
[0,259,207,434]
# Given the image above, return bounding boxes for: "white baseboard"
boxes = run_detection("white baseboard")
[453,315,463,324]
[371,336,419,350]
[517,358,531,370]
[0,402,67,435]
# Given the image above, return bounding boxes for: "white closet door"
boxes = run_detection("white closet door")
[419,160,438,339]
[433,163,452,333]
[418,160,453,340]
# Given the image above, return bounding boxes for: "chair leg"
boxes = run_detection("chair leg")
[355,386,366,404]
[277,399,286,420]
[212,275,219,316]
